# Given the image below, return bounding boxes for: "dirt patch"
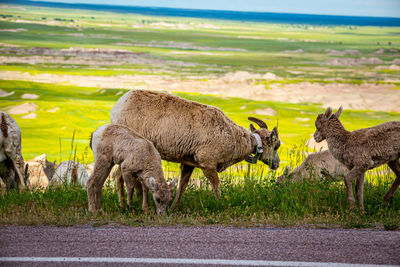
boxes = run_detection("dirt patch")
[7,102,38,114]
[0,47,199,67]
[307,137,328,151]
[0,89,14,97]
[0,70,399,113]
[253,108,277,116]
[325,57,384,66]
[46,107,59,113]
[21,113,37,119]
[21,93,39,99]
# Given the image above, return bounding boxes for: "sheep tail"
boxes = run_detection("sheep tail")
[1,113,8,138]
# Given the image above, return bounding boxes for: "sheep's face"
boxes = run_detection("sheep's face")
[314,114,327,142]
[252,127,281,170]
[149,177,177,215]
[314,106,343,143]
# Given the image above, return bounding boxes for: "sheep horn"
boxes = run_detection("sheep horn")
[248,117,268,129]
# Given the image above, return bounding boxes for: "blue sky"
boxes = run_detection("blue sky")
[33,0,400,17]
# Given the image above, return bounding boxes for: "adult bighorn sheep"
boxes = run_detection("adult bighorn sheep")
[89,124,176,214]
[0,111,27,191]
[314,106,400,210]
[110,90,281,208]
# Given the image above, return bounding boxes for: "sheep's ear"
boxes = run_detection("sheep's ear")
[249,124,256,133]
[149,177,158,191]
[272,127,279,138]
[324,107,333,119]
[335,106,343,118]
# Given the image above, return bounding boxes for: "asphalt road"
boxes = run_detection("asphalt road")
[0,226,399,266]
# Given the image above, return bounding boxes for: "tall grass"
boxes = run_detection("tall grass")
[1,161,399,229]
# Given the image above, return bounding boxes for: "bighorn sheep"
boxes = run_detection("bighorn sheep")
[110,90,281,207]
[25,154,88,188]
[51,161,89,187]
[314,106,400,210]
[0,111,26,190]
[88,124,176,214]
[277,150,348,183]
[25,154,56,188]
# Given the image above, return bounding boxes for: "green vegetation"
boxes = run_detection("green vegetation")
[1,170,399,229]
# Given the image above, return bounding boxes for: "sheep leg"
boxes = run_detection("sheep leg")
[133,178,143,199]
[344,167,366,210]
[87,158,112,212]
[201,168,221,199]
[384,159,400,202]
[142,183,149,214]
[171,164,195,209]
[355,174,365,211]
[115,166,126,209]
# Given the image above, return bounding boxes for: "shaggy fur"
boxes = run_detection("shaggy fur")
[51,161,88,187]
[314,106,400,210]
[110,90,281,207]
[0,111,26,191]
[88,123,176,214]
[277,150,348,183]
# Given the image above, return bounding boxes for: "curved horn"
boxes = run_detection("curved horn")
[248,117,268,129]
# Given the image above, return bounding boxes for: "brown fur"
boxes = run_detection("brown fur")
[314,106,400,210]
[0,111,26,191]
[110,90,281,207]
[1,113,8,138]
[277,150,348,183]
[88,124,176,214]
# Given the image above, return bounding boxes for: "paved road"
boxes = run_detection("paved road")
[0,226,399,266]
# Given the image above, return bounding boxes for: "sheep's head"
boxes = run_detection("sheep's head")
[149,177,177,215]
[314,106,343,143]
[248,117,280,170]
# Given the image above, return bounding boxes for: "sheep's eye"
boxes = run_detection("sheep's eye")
[155,197,161,204]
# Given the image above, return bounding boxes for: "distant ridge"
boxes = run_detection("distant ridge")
[4,0,400,26]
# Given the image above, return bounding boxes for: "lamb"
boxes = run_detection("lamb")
[0,111,26,191]
[25,154,56,188]
[88,123,176,214]
[25,154,88,188]
[313,106,400,210]
[277,150,348,183]
[110,90,281,208]
[50,161,89,187]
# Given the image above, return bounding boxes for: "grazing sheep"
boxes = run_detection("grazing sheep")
[0,111,26,191]
[25,154,56,188]
[50,161,89,187]
[277,150,348,183]
[110,90,281,208]
[314,106,400,210]
[88,124,176,214]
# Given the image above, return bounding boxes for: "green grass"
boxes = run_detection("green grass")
[1,171,399,228]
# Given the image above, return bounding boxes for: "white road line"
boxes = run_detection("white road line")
[0,257,397,267]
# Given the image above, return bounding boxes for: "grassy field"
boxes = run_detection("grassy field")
[0,3,399,228]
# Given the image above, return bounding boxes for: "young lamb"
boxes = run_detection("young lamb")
[25,154,56,188]
[277,150,348,183]
[88,124,176,214]
[50,160,88,187]
[314,106,400,210]
[25,154,88,188]
[0,111,26,191]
